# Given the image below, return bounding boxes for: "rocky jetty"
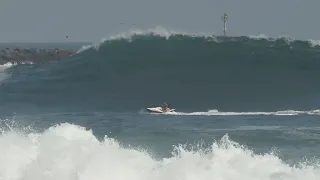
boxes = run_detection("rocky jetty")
[0,47,75,65]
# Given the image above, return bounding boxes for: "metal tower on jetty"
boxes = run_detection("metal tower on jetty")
[221,13,228,36]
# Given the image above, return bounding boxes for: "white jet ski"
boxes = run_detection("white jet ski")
[146,106,175,113]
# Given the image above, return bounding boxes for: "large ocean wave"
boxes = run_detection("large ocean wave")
[0,27,320,113]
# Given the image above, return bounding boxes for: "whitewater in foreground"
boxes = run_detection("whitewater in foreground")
[0,121,319,180]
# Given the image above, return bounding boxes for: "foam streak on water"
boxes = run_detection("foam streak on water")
[0,122,319,180]
[143,109,320,116]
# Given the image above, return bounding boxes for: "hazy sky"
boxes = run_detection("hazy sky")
[0,0,319,42]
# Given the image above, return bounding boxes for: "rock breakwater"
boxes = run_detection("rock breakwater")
[0,47,75,65]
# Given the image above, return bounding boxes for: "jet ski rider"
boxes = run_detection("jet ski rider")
[163,103,172,112]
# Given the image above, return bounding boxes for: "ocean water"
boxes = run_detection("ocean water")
[1,27,320,180]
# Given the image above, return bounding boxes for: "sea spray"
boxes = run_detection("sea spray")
[0,120,319,180]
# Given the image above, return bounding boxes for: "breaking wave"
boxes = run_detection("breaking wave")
[1,27,320,113]
[0,120,319,180]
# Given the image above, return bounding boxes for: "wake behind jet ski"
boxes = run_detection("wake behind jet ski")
[146,102,175,113]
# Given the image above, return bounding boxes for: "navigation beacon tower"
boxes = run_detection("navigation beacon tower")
[221,13,228,36]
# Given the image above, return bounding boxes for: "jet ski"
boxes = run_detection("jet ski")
[146,102,175,113]
[146,106,175,113]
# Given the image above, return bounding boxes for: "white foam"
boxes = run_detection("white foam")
[0,120,319,180]
[76,26,217,53]
[247,34,296,46]
[247,34,270,40]
[308,39,320,47]
[0,62,33,71]
[0,62,34,84]
[0,62,15,72]
[150,109,320,116]
[0,63,16,84]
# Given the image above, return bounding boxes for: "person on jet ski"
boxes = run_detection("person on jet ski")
[163,103,172,112]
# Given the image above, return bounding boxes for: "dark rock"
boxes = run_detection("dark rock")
[0,47,75,65]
